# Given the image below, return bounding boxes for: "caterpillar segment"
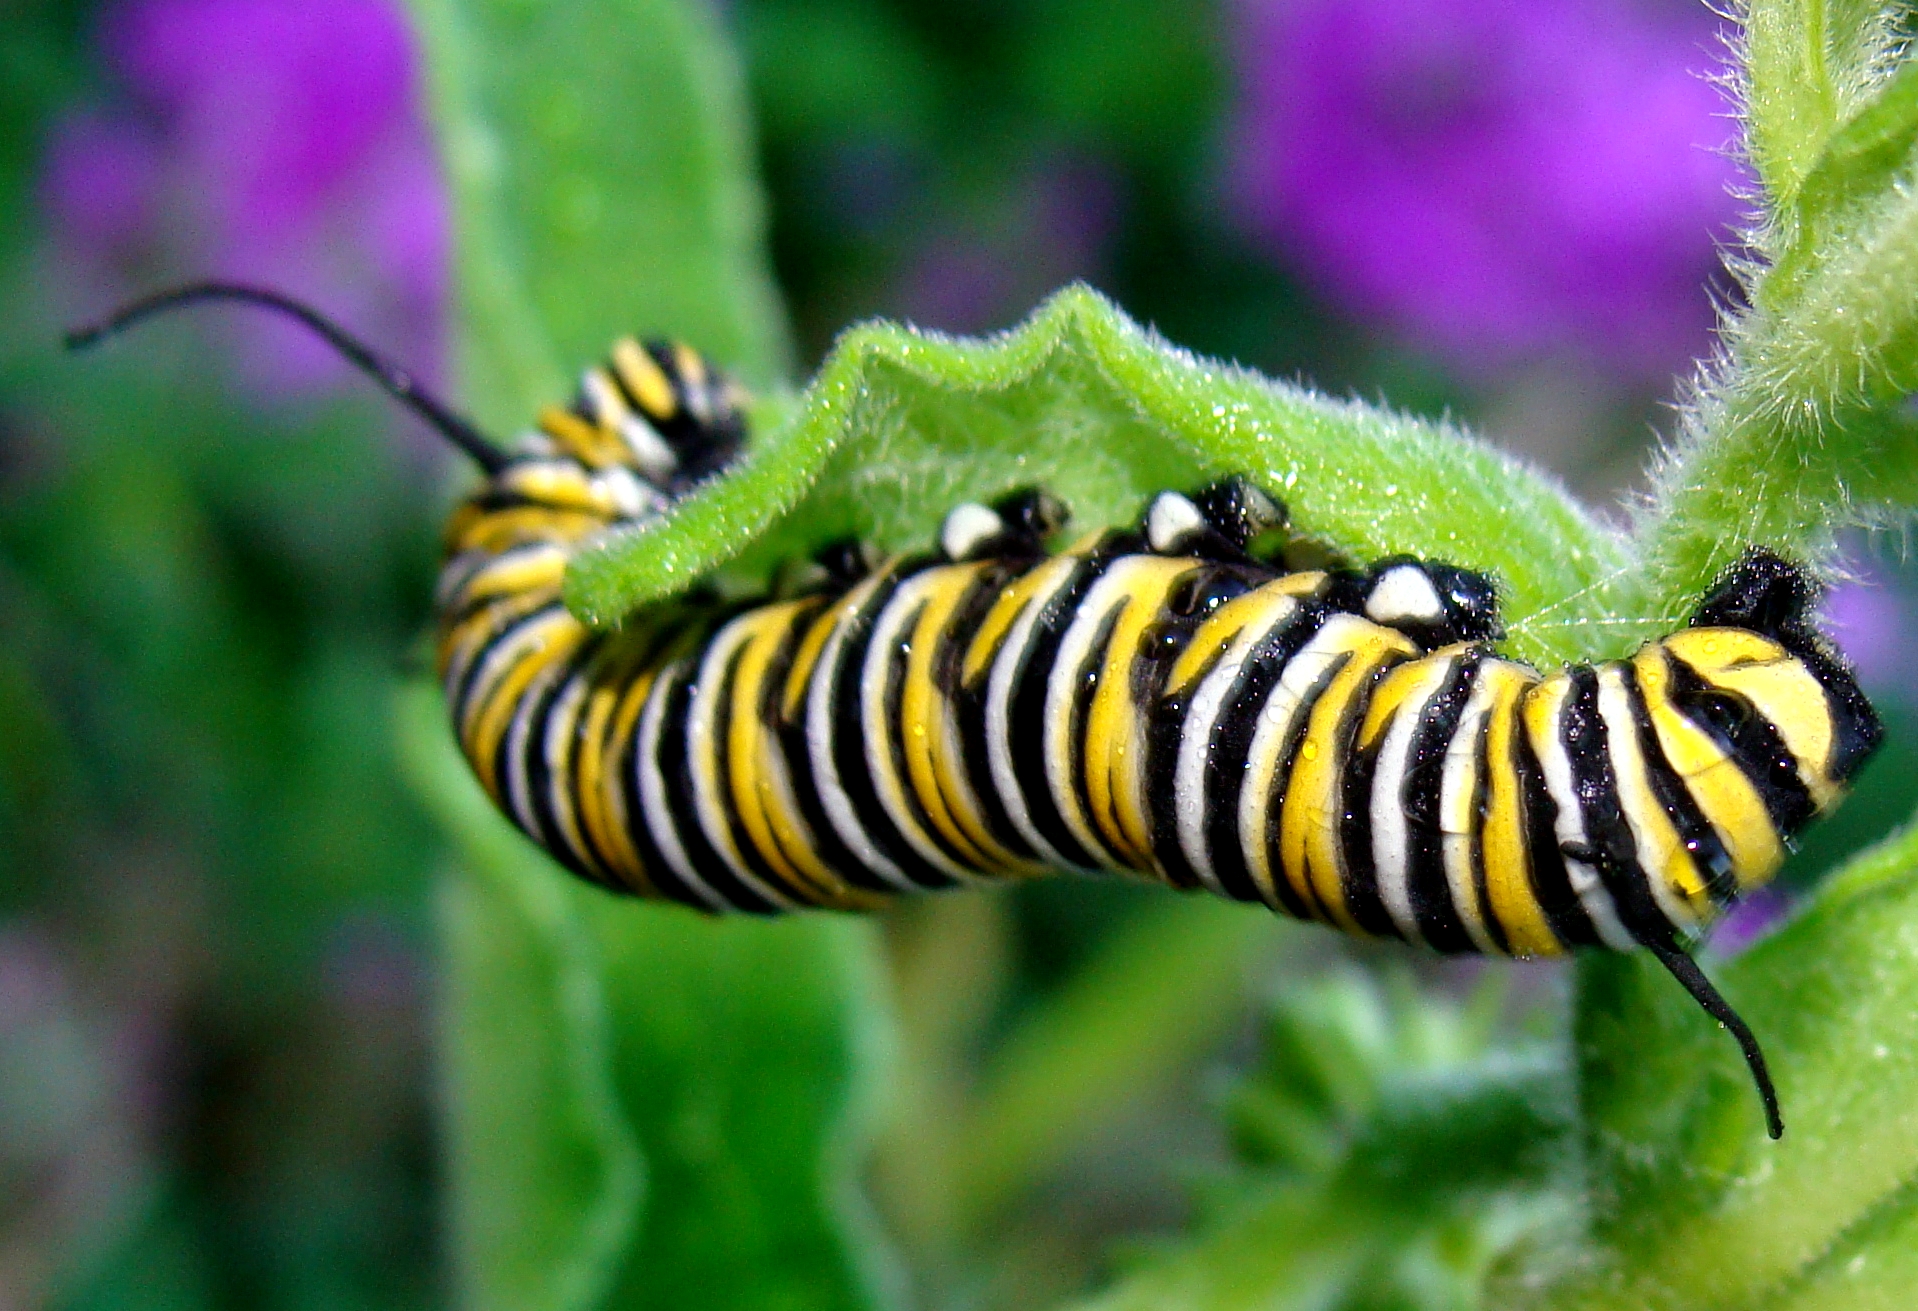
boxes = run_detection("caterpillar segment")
[67,283,1886,1141]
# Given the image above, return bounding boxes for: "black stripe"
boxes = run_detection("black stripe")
[1143,621,1235,892]
[707,634,823,904]
[944,563,1045,868]
[450,598,568,720]
[1621,662,1737,907]
[655,667,781,914]
[619,665,742,911]
[878,594,983,871]
[507,639,618,889]
[1557,666,1667,943]
[1512,728,1600,949]
[1662,652,1815,837]
[1001,558,1106,870]
[1401,654,1479,953]
[1201,605,1327,913]
[1337,713,1402,941]
[827,569,962,888]
[1066,602,1128,867]
[1463,692,1511,956]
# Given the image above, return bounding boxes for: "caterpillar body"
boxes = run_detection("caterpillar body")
[69,285,1886,1139]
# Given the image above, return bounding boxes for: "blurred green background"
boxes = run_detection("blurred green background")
[4,0,1917,1307]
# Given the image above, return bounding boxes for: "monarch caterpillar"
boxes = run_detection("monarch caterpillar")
[69,284,1885,1141]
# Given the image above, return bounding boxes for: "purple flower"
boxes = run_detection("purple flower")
[42,0,446,398]
[1226,0,1742,381]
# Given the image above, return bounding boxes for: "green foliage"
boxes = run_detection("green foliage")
[406,0,791,428]
[397,0,1918,1308]
[1540,821,1918,1310]
[1073,973,1575,1311]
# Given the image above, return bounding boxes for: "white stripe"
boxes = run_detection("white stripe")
[1173,598,1301,896]
[1043,562,1153,870]
[1528,678,1638,951]
[984,556,1085,870]
[685,618,795,909]
[453,605,571,730]
[1439,666,1503,953]
[805,579,919,891]
[501,649,575,843]
[634,666,727,911]
[859,574,978,881]
[1369,658,1453,945]
[540,662,601,872]
[1237,613,1367,909]
[1596,668,1697,934]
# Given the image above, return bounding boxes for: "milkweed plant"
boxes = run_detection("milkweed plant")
[380,0,1918,1308]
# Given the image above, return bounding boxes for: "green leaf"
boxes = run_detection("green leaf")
[400,683,898,1311]
[1539,818,1918,1309]
[405,0,791,434]
[1737,0,1901,227]
[400,683,644,1311]
[945,899,1289,1237]
[565,285,1626,668]
[1768,59,1918,300]
[1631,28,1918,611]
[1063,975,1575,1311]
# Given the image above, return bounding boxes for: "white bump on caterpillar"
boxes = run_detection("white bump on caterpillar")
[940,502,1005,561]
[1146,492,1207,553]
[1366,565,1447,626]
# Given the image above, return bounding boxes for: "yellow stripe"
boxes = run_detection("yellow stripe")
[726,606,809,888]
[1477,662,1561,956]
[1278,623,1417,928]
[727,603,867,907]
[1597,666,1712,922]
[1633,645,1785,891]
[446,505,607,555]
[439,586,558,685]
[452,548,568,607]
[1356,650,1448,753]
[1082,557,1197,867]
[464,613,586,797]
[782,582,872,722]
[499,461,617,514]
[574,644,656,894]
[898,565,1016,870]
[1662,627,1841,807]
[612,337,678,420]
[672,341,708,394]
[539,661,607,879]
[538,405,622,468]
[962,553,1081,685]
[1164,572,1326,698]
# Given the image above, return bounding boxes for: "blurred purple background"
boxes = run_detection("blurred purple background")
[1226,0,1742,383]
[42,0,445,398]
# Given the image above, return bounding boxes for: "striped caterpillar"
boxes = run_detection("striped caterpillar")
[68,284,1885,1139]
